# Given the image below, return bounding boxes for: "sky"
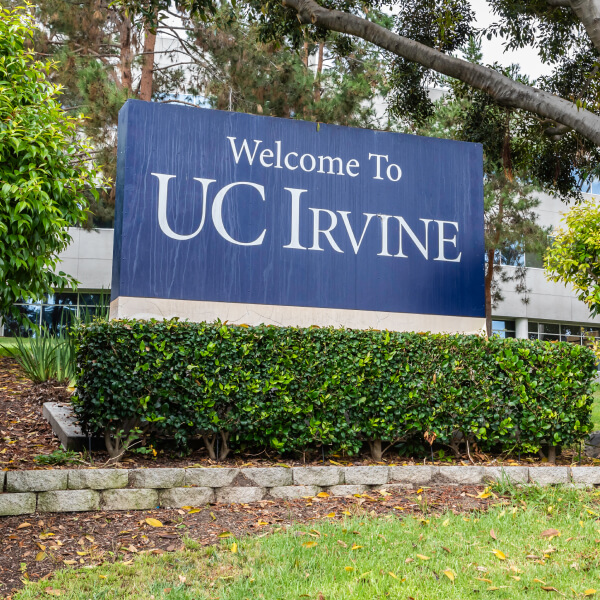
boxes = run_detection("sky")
[471,0,554,79]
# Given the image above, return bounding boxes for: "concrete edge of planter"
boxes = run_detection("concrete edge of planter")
[1,465,598,516]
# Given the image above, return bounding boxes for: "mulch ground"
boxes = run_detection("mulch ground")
[0,357,65,468]
[0,485,495,598]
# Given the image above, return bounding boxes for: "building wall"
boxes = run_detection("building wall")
[58,228,114,290]
[494,192,600,337]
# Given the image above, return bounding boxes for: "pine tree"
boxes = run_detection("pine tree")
[180,7,389,128]
[29,0,161,225]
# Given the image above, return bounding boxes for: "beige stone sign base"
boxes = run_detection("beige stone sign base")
[110,296,485,334]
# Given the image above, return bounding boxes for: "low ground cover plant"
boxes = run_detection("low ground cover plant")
[13,485,600,599]
[1,332,75,385]
[74,320,597,463]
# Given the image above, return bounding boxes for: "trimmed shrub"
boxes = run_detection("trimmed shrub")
[73,319,597,462]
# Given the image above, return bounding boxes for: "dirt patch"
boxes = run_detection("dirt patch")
[0,485,493,598]
[21,381,72,407]
[0,358,62,468]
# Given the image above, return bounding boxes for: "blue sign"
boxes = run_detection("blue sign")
[112,100,484,318]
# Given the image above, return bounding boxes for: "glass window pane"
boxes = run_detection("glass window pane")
[41,305,76,335]
[528,322,540,333]
[540,333,560,342]
[525,252,544,268]
[1,305,41,337]
[492,320,516,339]
[561,325,582,344]
[543,323,560,334]
[53,293,78,306]
[528,333,539,340]
[79,293,101,307]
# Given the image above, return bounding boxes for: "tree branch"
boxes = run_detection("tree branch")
[152,60,199,72]
[282,0,600,146]
[569,0,600,51]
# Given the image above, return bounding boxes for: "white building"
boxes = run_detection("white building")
[2,192,599,343]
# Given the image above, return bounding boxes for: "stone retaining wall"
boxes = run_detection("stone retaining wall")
[1,465,598,516]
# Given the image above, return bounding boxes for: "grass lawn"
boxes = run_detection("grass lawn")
[14,485,600,599]
[592,389,600,431]
[0,337,19,357]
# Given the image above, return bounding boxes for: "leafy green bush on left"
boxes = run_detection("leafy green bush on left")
[0,7,103,316]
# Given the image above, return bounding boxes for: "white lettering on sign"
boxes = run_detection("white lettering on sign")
[395,217,431,260]
[152,172,213,241]
[151,173,462,262]
[211,181,266,247]
[227,137,361,178]
[434,221,462,262]
[283,188,308,250]
[368,153,402,182]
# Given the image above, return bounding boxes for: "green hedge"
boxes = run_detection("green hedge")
[74,319,597,461]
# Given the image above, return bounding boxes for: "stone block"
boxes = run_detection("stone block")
[102,488,159,511]
[327,485,369,496]
[38,490,100,513]
[0,493,36,516]
[344,466,389,485]
[437,466,484,485]
[372,483,413,492]
[528,467,569,485]
[0,470,5,490]
[571,467,600,485]
[159,487,215,508]
[186,468,239,488]
[129,468,185,489]
[6,470,68,492]
[241,468,292,488]
[68,469,128,490]
[292,467,343,486]
[483,466,529,484]
[269,485,321,500]
[42,402,103,451]
[389,466,438,485]
[585,432,600,458]
[215,487,265,504]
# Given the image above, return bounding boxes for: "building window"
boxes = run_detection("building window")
[493,243,525,267]
[528,321,600,345]
[0,292,108,337]
[492,320,516,338]
[524,251,544,269]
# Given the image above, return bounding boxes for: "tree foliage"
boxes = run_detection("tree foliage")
[0,7,101,315]
[409,42,550,335]
[545,198,600,317]
[31,0,162,225]
[186,6,388,128]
